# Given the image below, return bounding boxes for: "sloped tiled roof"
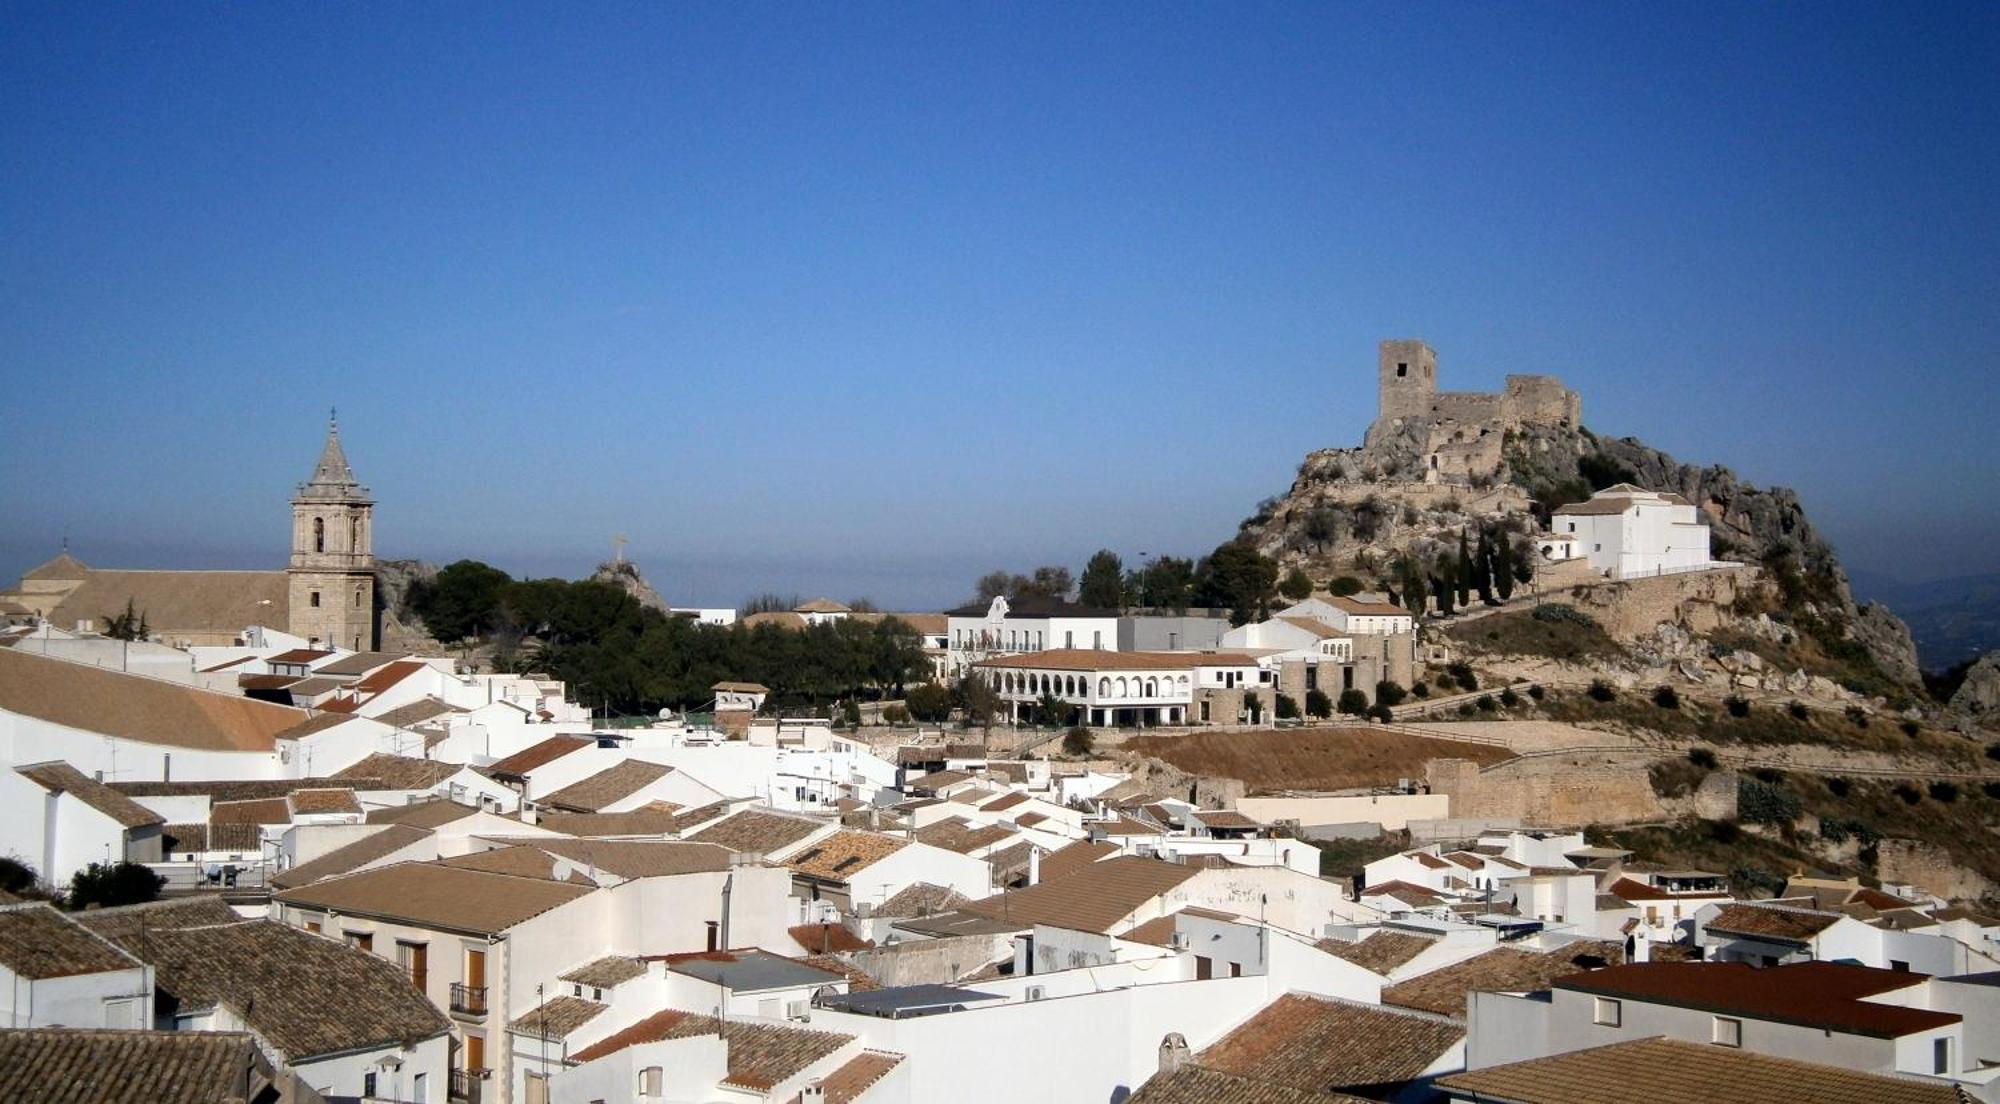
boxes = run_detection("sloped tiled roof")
[689,809,827,855]
[0,651,303,752]
[513,839,735,880]
[536,808,689,837]
[1557,961,1956,1039]
[0,903,141,980]
[1198,993,1462,1094]
[72,897,244,944]
[1037,839,1118,881]
[1382,940,1621,1016]
[486,735,594,777]
[287,787,362,815]
[110,777,369,801]
[539,759,674,812]
[799,954,883,992]
[276,861,595,935]
[1314,931,1438,974]
[101,919,450,1060]
[875,882,973,919]
[559,955,646,989]
[270,824,433,890]
[160,822,263,853]
[436,845,598,884]
[208,797,293,826]
[965,855,1199,935]
[791,924,873,954]
[0,1028,272,1104]
[569,1009,851,1088]
[915,818,1015,855]
[335,753,463,790]
[1436,1036,1963,1104]
[509,996,606,1040]
[369,697,465,730]
[793,1050,904,1104]
[365,799,480,829]
[14,762,165,829]
[1128,1066,1357,1104]
[1704,902,1843,943]
[787,831,909,883]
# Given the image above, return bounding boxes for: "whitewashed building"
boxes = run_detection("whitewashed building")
[1551,484,1715,580]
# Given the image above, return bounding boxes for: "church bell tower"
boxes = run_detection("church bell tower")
[287,412,376,651]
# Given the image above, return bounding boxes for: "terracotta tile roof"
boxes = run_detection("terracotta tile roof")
[1411,852,1449,869]
[336,753,462,790]
[980,791,1029,812]
[712,680,771,693]
[792,923,874,953]
[1094,813,1167,837]
[788,830,910,882]
[1436,1036,1964,1104]
[906,768,974,790]
[274,712,360,740]
[14,762,164,829]
[791,1050,904,1104]
[110,777,369,801]
[71,897,245,943]
[270,824,434,890]
[559,956,646,989]
[1360,880,1446,909]
[101,918,450,1060]
[486,735,595,777]
[796,598,851,613]
[1038,839,1119,881]
[1558,961,1958,1038]
[237,673,300,691]
[0,1028,274,1104]
[689,809,827,855]
[365,799,480,828]
[514,839,736,880]
[974,648,1264,672]
[874,882,974,919]
[313,651,404,677]
[209,797,293,826]
[539,759,674,812]
[1328,596,1410,617]
[350,659,429,696]
[1199,993,1464,1094]
[1191,810,1263,830]
[369,697,464,730]
[1704,902,1843,943]
[275,861,596,935]
[1015,811,1049,828]
[160,822,263,853]
[1276,615,1344,639]
[0,903,141,979]
[1315,930,1438,973]
[966,855,1200,934]
[570,1009,851,1088]
[1129,1066,1358,1104]
[535,807,692,837]
[1382,940,1621,1016]
[1552,495,1641,517]
[269,648,335,664]
[509,996,607,1040]
[915,818,1015,855]
[287,787,361,815]
[435,845,598,884]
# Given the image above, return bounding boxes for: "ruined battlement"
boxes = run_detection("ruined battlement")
[1373,339,1580,433]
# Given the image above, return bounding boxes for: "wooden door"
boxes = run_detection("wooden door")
[465,1033,485,1072]
[466,947,486,989]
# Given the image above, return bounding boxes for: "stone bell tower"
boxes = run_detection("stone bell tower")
[287,412,376,651]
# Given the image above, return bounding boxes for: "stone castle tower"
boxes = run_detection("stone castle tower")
[287,414,376,651]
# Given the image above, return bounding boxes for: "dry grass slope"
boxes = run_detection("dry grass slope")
[1125,727,1511,794]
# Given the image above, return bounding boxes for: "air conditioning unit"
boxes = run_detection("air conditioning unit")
[1025,985,1046,1002]
[1168,932,1190,951]
[787,1000,810,1021]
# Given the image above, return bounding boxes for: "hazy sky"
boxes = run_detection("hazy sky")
[3,4,1995,609]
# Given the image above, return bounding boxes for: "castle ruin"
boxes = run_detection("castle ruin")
[1365,338,1580,482]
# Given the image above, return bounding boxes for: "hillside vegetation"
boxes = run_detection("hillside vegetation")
[1124,727,1511,794]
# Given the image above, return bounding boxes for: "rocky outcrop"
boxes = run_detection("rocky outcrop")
[589,560,670,614]
[1239,414,1922,687]
[373,559,443,654]
[1950,651,2000,719]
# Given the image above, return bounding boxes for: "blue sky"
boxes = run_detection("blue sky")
[3,4,1995,609]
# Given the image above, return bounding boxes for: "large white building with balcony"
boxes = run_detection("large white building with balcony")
[973,649,1271,727]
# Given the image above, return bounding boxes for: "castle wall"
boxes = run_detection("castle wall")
[1427,391,1507,425]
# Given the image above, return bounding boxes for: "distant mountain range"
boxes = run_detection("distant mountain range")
[1850,570,2000,672]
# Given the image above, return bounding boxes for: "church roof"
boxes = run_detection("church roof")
[297,415,369,502]
[22,569,290,636]
[23,552,90,581]
[0,649,305,752]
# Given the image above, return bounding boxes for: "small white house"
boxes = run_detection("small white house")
[1551,484,1715,580]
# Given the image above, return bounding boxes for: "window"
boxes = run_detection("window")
[398,941,427,991]
[309,590,321,608]
[345,930,373,953]
[1592,997,1620,1027]
[1065,631,1073,648]
[1712,1016,1741,1047]
[639,1066,663,1097]
[1195,956,1213,980]
[413,1073,426,1102]
[363,1072,377,1098]
[350,516,361,551]
[1396,361,1408,377]
[523,1073,549,1104]
[354,586,364,608]
[1892,959,1910,972]
[1935,1037,1951,1074]
[313,517,325,552]
[1229,962,1243,978]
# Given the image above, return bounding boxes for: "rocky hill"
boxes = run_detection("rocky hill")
[1237,353,1921,689]
[588,559,671,614]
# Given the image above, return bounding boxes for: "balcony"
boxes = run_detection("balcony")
[447,1067,488,1103]
[449,983,488,1018]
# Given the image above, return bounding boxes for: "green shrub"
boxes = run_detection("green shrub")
[1411,682,1430,699]
[1337,689,1368,716]
[1476,695,1498,712]
[1846,706,1869,728]
[1499,687,1521,708]
[1827,777,1850,797]
[1305,689,1332,719]
[1788,701,1811,721]
[1930,781,1959,803]
[1688,747,1718,769]
[1527,684,1546,701]
[1988,743,2000,762]
[1457,702,1477,717]
[1724,695,1750,718]
[882,704,910,724]
[1985,781,2000,801]
[1587,679,1616,702]
[1652,685,1680,709]
[66,862,164,910]
[1062,727,1094,757]
[1366,703,1394,722]
[1738,778,1802,825]
[1275,693,1300,720]
[1900,720,1920,737]
[1446,662,1478,691]
[1895,784,1922,806]
[1328,576,1364,597]
[1375,680,1408,707]
[1530,603,1599,628]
